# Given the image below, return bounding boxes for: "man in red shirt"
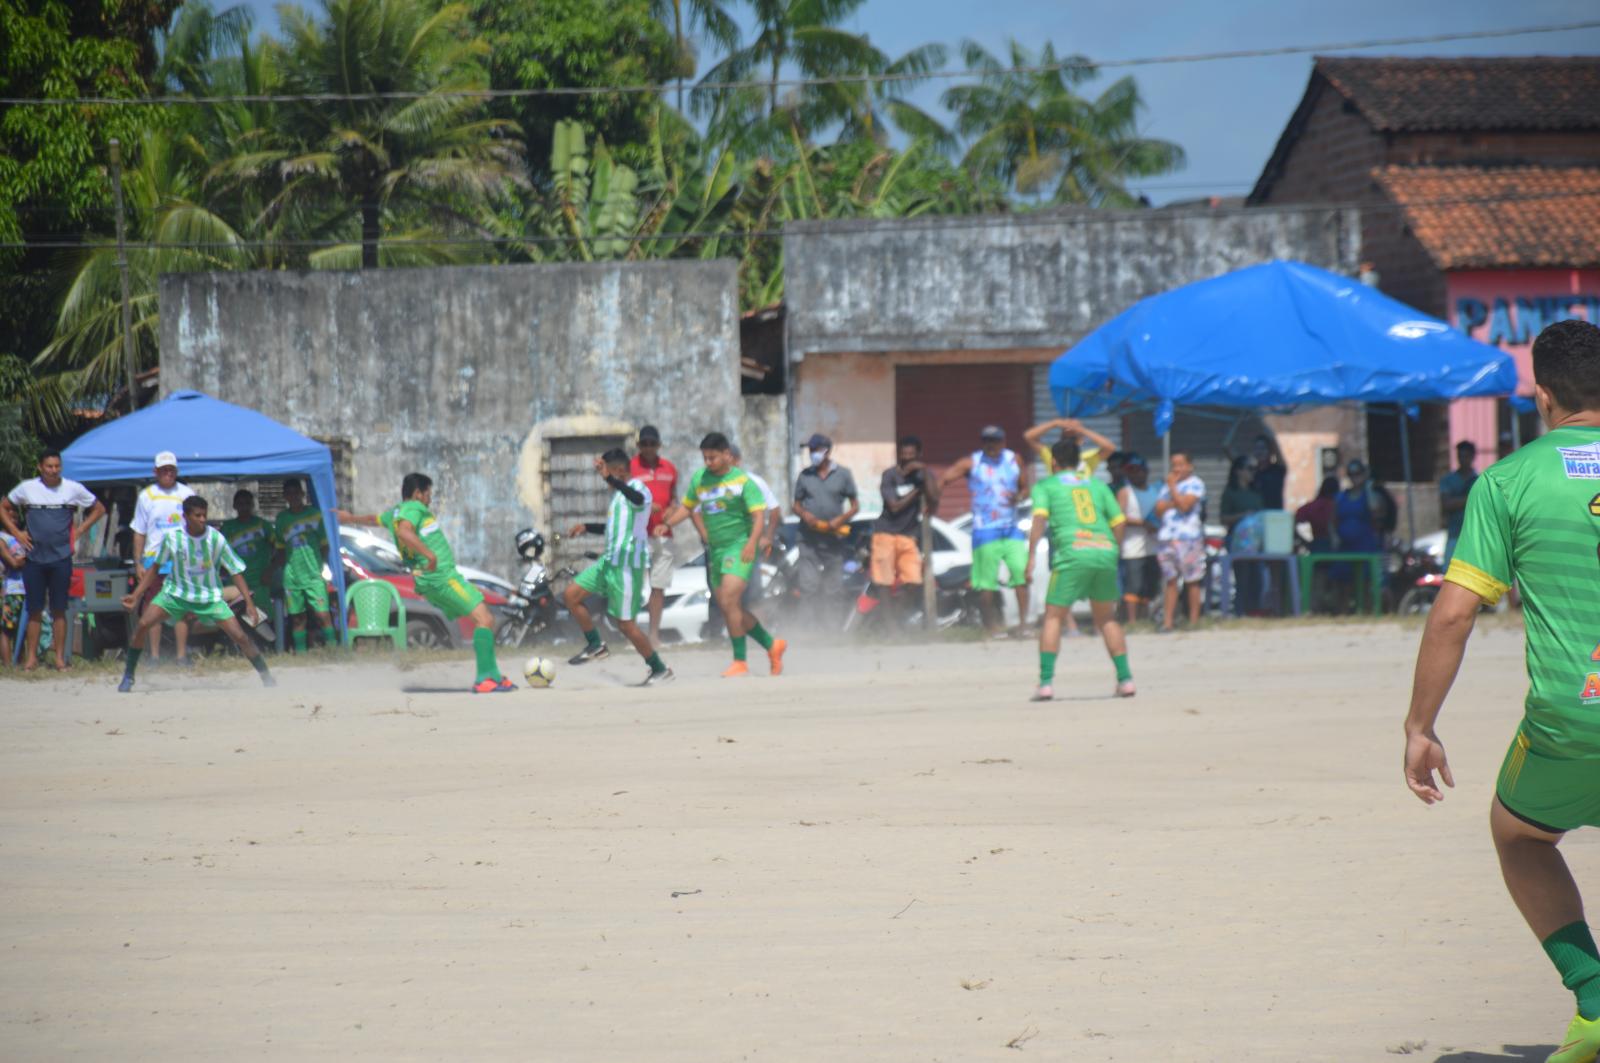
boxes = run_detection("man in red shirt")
[630,425,679,647]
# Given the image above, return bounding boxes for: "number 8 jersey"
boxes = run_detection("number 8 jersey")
[1031,471,1125,570]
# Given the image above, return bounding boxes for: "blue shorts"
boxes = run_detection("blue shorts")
[22,558,72,616]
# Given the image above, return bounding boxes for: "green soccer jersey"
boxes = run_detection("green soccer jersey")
[1031,471,1124,568]
[1448,426,1600,757]
[274,507,328,588]
[221,516,275,590]
[682,466,767,550]
[152,526,246,605]
[381,499,457,575]
[604,477,651,568]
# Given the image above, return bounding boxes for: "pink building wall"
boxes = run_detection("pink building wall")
[1445,268,1600,465]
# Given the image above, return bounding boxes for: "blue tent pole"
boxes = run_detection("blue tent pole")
[1397,403,1416,549]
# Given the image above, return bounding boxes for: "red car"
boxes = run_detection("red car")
[340,540,507,648]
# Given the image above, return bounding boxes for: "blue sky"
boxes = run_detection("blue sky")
[236,0,1600,204]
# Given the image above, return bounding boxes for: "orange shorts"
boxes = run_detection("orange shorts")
[870,532,923,587]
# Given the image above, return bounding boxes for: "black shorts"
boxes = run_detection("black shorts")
[22,558,72,616]
[1119,556,1160,602]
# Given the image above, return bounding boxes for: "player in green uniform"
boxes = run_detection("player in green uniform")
[118,496,274,692]
[339,472,512,693]
[221,489,276,603]
[657,432,787,678]
[563,449,673,684]
[274,479,334,653]
[1025,438,1134,702]
[1405,320,1600,1063]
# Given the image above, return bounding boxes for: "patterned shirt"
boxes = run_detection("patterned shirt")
[603,478,652,568]
[152,526,246,604]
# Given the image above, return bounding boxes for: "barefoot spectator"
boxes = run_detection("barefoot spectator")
[1153,451,1206,632]
[2,449,106,670]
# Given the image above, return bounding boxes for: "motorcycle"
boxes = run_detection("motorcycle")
[1385,541,1443,614]
[496,528,580,649]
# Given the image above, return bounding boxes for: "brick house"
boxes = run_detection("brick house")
[1249,56,1600,480]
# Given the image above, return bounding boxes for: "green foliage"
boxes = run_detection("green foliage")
[467,0,679,175]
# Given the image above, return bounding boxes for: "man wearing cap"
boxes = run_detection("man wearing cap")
[792,433,859,624]
[630,426,679,648]
[939,426,1032,636]
[2,449,106,670]
[130,451,195,662]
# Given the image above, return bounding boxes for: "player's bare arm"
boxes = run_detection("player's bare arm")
[122,560,160,610]
[1403,581,1482,803]
[937,456,973,490]
[333,508,382,527]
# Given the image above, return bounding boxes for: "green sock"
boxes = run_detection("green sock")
[250,655,270,676]
[584,627,602,650]
[645,652,667,674]
[731,635,748,662]
[292,630,307,653]
[472,627,498,683]
[1544,921,1600,1020]
[747,622,774,651]
[123,647,142,678]
[1039,650,1057,684]
[319,627,335,649]
[1113,654,1132,682]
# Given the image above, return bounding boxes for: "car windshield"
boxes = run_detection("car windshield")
[341,540,406,575]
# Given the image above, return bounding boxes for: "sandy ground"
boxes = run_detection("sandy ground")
[0,620,1593,1062]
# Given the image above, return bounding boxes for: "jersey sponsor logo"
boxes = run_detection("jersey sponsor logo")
[1590,492,1600,517]
[1583,672,1600,701]
[1558,442,1600,479]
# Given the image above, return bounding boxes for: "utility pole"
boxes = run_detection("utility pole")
[921,490,936,633]
[109,138,139,412]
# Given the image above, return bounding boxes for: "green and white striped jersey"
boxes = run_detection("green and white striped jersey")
[603,477,651,568]
[152,526,246,604]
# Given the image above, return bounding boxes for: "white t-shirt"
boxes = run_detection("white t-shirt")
[746,471,781,512]
[1156,475,1207,543]
[132,481,196,566]
[6,477,98,564]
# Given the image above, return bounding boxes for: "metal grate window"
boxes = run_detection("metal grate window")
[546,435,627,564]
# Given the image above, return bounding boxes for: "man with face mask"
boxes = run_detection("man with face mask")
[792,433,859,624]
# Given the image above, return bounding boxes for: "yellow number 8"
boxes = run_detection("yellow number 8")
[1071,487,1096,524]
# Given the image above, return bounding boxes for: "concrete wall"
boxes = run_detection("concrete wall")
[738,393,791,511]
[161,261,742,578]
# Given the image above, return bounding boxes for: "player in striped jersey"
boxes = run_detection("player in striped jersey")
[1405,320,1600,1062]
[118,496,274,693]
[563,449,672,685]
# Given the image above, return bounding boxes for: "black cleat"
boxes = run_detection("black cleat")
[117,676,134,693]
[638,667,675,686]
[568,643,610,665]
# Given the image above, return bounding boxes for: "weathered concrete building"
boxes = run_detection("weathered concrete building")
[784,206,1362,513]
[161,261,741,575]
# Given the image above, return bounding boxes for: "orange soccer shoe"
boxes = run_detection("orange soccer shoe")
[721,661,750,678]
[768,638,788,677]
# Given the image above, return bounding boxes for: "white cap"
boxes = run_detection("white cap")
[154,451,178,469]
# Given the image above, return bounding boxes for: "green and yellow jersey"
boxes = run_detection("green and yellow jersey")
[220,515,275,593]
[273,507,328,590]
[682,466,767,551]
[1031,471,1124,568]
[1447,427,1600,757]
[381,499,458,578]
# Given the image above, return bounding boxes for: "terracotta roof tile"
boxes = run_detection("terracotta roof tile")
[1317,56,1600,132]
[1374,165,1600,269]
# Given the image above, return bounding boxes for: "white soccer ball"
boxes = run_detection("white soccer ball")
[523,656,556,688]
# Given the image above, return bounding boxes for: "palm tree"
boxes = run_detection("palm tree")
[221,0,527,269]
[649,0,740,112]
[798,40,949,147]
[943,39,1184,204]
[693,0,876,124]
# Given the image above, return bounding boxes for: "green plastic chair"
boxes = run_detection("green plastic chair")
[345,578,406,651]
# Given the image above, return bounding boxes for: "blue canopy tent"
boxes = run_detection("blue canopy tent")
[1049,260,1523,542]
[61,390,346,630]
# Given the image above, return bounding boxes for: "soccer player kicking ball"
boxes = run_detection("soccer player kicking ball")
[1404,319,1600,1063]
[657,432,786,678]
[563,449,673,685]
[1025,438,1134,701]
[339,473,513,694]
[118,496,274,693]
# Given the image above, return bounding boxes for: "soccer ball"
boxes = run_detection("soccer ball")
[523,656,556,688]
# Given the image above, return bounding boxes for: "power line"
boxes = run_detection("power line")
[2,20,1596,107]
[5,187,1596,252]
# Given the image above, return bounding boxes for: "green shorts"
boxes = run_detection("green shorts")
[1496,728,1600,833]
[1045,561,1119,607]
[415,569,484,621]
[574,559,647,622]
[972,538,1029,591]
[706,544,755,588]
[152,587,235,624]
[284,579,330,615]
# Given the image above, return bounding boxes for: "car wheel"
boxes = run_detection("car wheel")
[406,617,448,649]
